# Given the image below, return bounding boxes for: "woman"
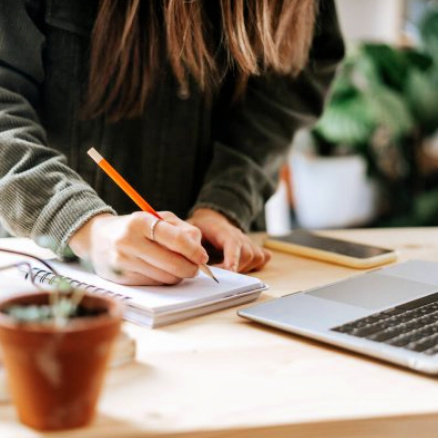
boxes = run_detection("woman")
[0,0,344,285]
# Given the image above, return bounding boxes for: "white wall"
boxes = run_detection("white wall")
[335,0,404,44]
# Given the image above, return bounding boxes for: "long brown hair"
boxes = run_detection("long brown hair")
[84,0,317,121]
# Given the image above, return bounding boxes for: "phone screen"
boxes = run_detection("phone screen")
[273,230,393,259]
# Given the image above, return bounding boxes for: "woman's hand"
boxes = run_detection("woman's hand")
[188,208,271,273]
[68,212,209,286]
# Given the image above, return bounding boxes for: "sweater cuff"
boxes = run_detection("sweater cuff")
[30,186,116,257]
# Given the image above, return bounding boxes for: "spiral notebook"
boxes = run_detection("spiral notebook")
[29,261,267,328]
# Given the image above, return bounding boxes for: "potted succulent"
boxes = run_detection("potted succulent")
[0,249,122,431]
[290,6,438,228]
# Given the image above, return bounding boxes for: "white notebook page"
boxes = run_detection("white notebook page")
[47,261,265,313]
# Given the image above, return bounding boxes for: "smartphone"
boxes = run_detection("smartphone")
[264,230,397,269]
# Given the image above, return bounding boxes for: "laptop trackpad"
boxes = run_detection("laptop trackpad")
[307,273,436,311]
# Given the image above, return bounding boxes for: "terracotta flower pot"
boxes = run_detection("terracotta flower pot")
[0,292,122,431]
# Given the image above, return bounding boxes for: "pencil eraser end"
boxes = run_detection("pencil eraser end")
[87,148,103,163]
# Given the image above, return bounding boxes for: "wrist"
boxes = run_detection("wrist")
[68,213,114,259]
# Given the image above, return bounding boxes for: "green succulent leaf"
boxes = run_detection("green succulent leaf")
[349,53,381,89]
[314,94,375,146]
[405,68,438,135]
[6,298,77,325]
[329,73,356,101]
[420,6,438,62]
[403,49,433,72]
[361,43,409,91]
[365,86,414,139]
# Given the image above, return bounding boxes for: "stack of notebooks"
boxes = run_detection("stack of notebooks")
[30,261,267,328]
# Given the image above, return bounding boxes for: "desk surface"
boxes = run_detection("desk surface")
[1,229,438,438]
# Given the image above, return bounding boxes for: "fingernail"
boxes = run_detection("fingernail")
[201,252,209,264]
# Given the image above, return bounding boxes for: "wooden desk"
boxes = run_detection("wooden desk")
[1,229,438,438]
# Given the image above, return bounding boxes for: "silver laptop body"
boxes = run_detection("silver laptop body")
[238,260,438,374]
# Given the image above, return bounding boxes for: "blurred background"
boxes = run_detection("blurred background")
[1,1,436,239]
[266,0,438,234]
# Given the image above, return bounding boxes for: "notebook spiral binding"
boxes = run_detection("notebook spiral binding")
[26,267,133,303]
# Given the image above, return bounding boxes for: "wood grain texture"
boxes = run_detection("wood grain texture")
[0,229,438,437]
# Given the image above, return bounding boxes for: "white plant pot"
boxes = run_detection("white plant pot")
[265,179,292,235]
[289,152,379,229]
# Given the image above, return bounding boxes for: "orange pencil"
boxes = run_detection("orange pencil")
[87,148,218,283]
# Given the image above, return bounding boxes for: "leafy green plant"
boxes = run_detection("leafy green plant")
[4,288,90,327]
[309,5,438,226]
[313,44,438,154]
[420,3,438,63]
[7,297,79,326]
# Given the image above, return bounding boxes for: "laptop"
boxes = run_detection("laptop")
[238,260,438,374]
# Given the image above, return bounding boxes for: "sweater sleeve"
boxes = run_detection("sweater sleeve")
[193,0,345,231]
[0,0,115,256]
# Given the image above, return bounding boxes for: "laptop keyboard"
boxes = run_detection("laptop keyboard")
[332,291,438,356]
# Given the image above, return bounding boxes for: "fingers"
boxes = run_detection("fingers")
[140,212,208,266]
[85,209,269,287]
[187,208,270,274]
[131,239,200,279]
[223,239,241,272]
[241,244,265,273]
[86,212,207,286]
[222,235,270,273]
[101,252,184,286]
[99,237,199,285]
[262,248,272,265]
[159,211,203,244]
[110,216,201,280]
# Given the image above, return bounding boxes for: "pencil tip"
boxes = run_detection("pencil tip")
[200,264,219,283]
